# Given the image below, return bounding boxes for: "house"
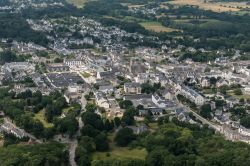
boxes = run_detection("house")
[174,107,195,124]
[177,86,205,105]
[129,59,146,75]
[0,111,4,117]
[239,126,250,137]
[64,59,83,67]
[162,89,173,100]
[126,124,149,134]
[47,63,69,72]
[97,70,115,79]
[243,85,250,95]
[95,92,110,109]
[124,82,141,94]
[123,94,156,109]
[210,101,216,110]
[214,112,231,124]
[216,79,229,87]
[64,84,83,103]
[201,78,210,88]
[225,97,239,108]
[152,94,175,109]
[174,107,185,115]
[214,57,228,64]
[138,110,149,116]
[1,62,35,80]
[0,123,25,138]
[99,85,114,94]
[68,84,83,93]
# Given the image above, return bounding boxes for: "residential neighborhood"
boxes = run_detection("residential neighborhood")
[1,0,250,165]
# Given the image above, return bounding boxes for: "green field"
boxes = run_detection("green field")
[34,110,54,128]
[139,21,178,33]
[92,147,147,161]
[66,0,87,8]
[228,92,250,100]
[92,133,147,161]
[81,72,91,78]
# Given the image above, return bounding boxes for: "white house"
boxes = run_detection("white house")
[95,92,110,109]
[178,86,205,106]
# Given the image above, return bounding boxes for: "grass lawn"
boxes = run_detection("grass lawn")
[228,92,250,100]
[148,122,159,130]
[0,134,3,147]
[92,148,147,161]
[62,107,75,114]
[123,16,147,22]
[34,110,54,128]
[81,72,91,78]
[139,21,178,33]
[202,88,216,94]
[92,133,147,161]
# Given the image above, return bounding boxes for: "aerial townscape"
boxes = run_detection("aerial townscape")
[2,0,250,165]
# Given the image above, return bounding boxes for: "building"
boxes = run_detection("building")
[178,86,205,105]
[95,92,110,109]
[201,78,210,88]
[124,82,141,94]
[0,123,25,138]
[97,70,115,79]
[162,89,173,100]
[99,85,114,94]
[239,127,250,137]
[64,59,83,67]
[47,63,69,72]
[1,62,35,79]
[152,94,175,109]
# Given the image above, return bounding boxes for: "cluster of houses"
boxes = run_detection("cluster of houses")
[1,5,250,143]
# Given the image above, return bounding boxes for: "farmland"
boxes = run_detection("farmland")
[139,21,179,32]
[168,0,250,12]
[66,0,87,8]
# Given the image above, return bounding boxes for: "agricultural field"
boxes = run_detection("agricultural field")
[168,0,250,12]
[139,21,179,32]
[66,0,87,8]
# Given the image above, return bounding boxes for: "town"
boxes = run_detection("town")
[1,0,250,165]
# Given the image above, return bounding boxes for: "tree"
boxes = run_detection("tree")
[121,108,135,125]
[0,142,68,165]
[75,146,91,166]
[219,85,229,95]
[141,83,156,94]
[54,57,63,63]
[0,50,17,65]
[200,104,212,119]
[104,119,114,131]
[119,100,133,109]
[114,117,121,127]
[81,124,100,137]
[81,111,104,130]
[85,103,97,112]
[146,149,175,166]
[209,77,217,85]
[114,127,136,147]
[78,136,96,153]
[234,88,243,95]
[240,116,250,128]
[94,132,109,151]
[54,114,79,137]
